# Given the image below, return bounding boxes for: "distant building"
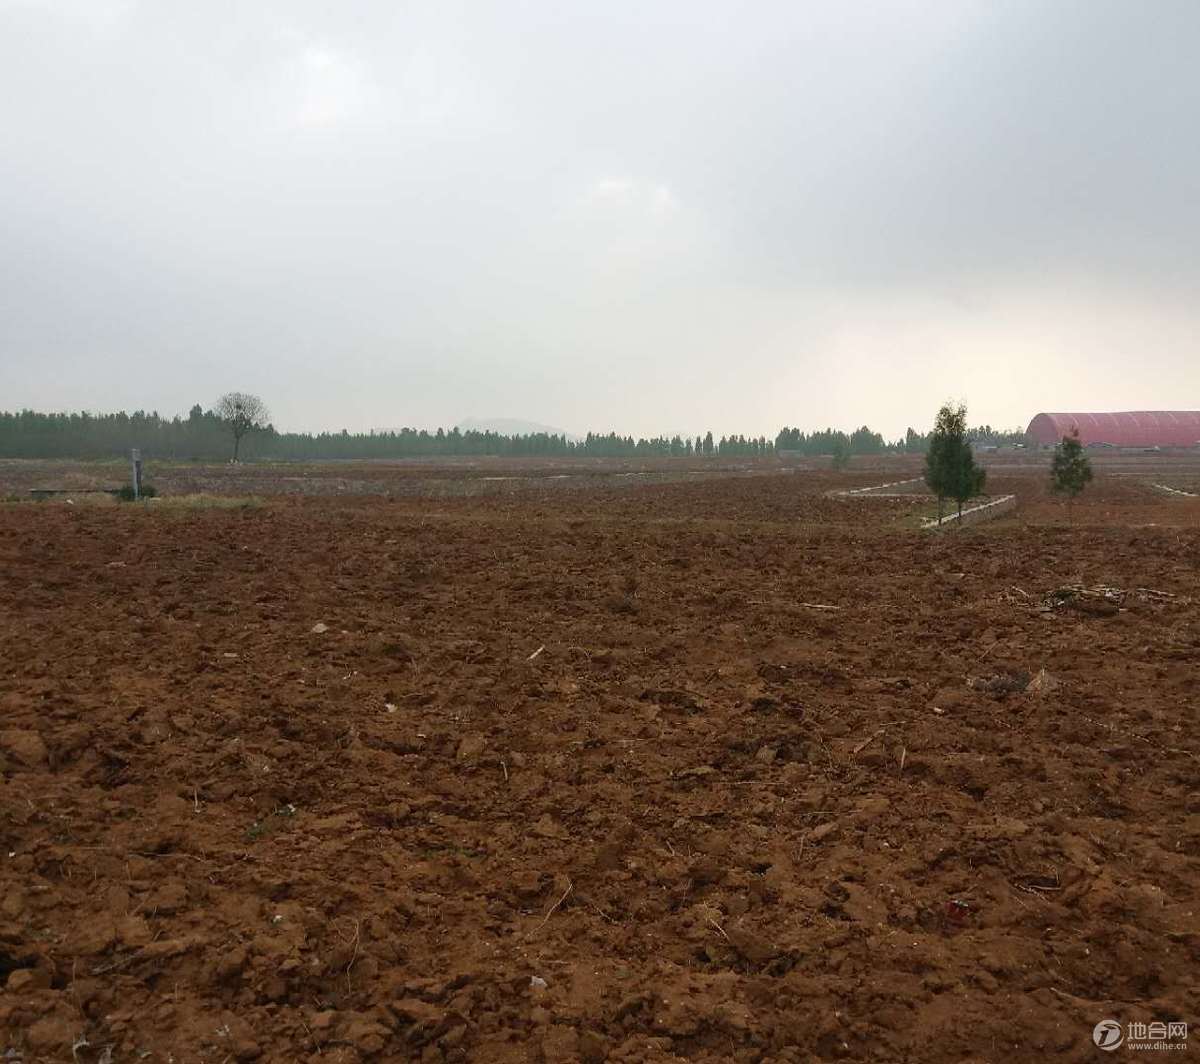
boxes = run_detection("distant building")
[1026,411,1200,449]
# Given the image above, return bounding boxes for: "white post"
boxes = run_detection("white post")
[131,448,142,500]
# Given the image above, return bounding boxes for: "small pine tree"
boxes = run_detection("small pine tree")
[1050,429,1093,520]
[925,402,986,522]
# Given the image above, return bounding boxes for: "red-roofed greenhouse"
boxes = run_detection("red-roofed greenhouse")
[1026,412,1200,449]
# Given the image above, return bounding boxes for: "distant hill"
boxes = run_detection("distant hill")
[456,417,574,439]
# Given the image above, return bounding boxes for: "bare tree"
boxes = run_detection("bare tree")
[215,392,270,462]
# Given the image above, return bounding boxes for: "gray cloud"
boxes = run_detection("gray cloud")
[2,0,1198,438]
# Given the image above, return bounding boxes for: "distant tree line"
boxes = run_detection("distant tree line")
[0,407,777,461]
[0,407,246,460]
[0,404,1027,461]
[775,426,891,455]
[776,424,1027,456]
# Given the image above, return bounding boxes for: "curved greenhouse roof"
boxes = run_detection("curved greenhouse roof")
[1026,411,1200,448]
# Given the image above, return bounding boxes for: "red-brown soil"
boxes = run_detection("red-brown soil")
[1,463,1198,1062]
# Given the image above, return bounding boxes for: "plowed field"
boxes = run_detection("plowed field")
[2,463,1197,1062]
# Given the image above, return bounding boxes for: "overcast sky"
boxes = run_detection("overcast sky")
[1,0,1197,438]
